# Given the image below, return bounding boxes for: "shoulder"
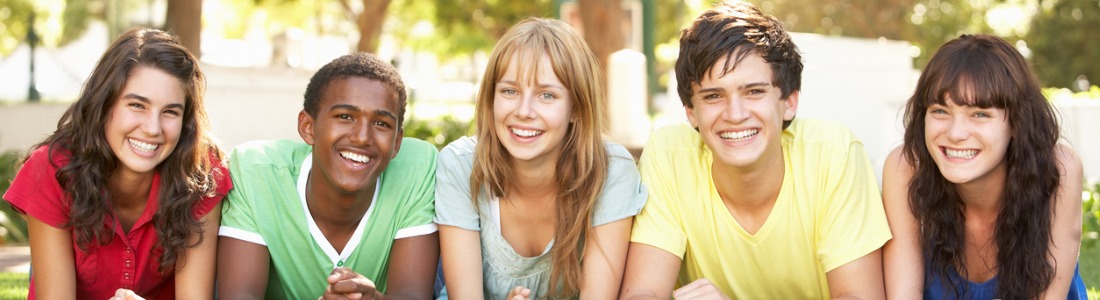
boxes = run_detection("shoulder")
[785,118,860,146]
[25,144,72,169]
[229,139,311,169]
[647,123,701,147]
[389,137,438,167]
[437,136,477,167]
[603,140,636,164]
[1054,143,1083,176]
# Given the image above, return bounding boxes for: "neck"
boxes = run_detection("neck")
[107,169,154,209]
[507,159,558,201]
[956,161,1007,215]
[711,153,785,209]
[305,173,375,227]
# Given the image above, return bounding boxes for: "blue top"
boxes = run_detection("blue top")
[924,262,1087,299]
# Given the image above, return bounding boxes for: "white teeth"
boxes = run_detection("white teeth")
[945,149,977,159]
[511,127,543,138]
[340,151,370,164]
[719,129,758,141]
[127,138,157,152]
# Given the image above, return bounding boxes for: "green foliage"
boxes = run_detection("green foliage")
[1084,181,1100,250]
[0,272,28,299]
[403,116,473,150]
[0,0,97,57]
[1027,0,1100,89]
[0,150,27,245]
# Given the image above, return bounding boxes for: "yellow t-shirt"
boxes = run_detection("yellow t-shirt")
[631,119,891,298]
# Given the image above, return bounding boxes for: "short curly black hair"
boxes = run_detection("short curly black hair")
[303,52,407,126]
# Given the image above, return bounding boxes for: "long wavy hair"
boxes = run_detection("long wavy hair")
[29,28,223,273]
[470,18,609,299]
[901,34,1060,299]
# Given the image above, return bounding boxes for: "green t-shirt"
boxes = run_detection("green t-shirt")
[219,138,437,299]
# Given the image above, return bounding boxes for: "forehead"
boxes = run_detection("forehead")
[319,76,397,110]
[120,66,186,105]
[498,51,562,86]
[703,53,773,84]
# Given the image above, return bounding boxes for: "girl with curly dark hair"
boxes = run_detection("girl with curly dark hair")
[3,28,231,299]
[882,34,1087,299]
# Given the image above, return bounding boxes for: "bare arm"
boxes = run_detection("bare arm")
[438,225,484,299]
[579,218,633,299]
[26,215,77,299]
[1041,145,1083,299]
[881,147,924,299]
[174,203,221,299]
[825,249,885,300]
[618,242,682,300]
[381,233,439,300]
[215,236,270,299]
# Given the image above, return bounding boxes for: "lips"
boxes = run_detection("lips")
[339,151,371,164]
[510,127,544,138]
[127,138,159,153]
[719,128,758,142]
[944,147,978,159]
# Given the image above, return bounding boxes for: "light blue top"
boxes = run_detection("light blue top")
[433,137,647,299]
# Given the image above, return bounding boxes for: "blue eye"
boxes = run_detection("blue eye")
[538,92,556,100]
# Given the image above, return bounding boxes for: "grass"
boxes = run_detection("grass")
[0,272,27,300]
[1083,242,1100,299]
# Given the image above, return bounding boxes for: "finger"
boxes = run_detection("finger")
[328,267,356,283]
[332,278,377,294]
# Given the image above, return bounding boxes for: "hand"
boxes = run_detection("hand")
[108,289,146,300]
[672,279,729,300]
[506,286,531,300]
[319,267,382,300]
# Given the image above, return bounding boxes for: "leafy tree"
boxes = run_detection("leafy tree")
[0,0,95,57]
[1026,0,1100,89]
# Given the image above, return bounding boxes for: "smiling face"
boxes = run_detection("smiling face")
[492,54,574,166]
[686,53,797,171]
[924,98,1011,185]
[299,76,402,197]
[104,66,185,179]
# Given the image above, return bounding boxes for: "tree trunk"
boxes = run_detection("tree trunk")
[578,0,624,102]
[166,0,202,56]
[357,0,392,53]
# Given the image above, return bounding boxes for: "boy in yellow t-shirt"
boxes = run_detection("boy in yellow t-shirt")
[619,2,891,299]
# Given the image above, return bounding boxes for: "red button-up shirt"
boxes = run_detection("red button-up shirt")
[3,146,230,299]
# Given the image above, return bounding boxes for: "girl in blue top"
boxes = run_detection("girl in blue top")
[434,18,646,299]
[882,34,1087,299]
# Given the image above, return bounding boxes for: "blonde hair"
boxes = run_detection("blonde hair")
[470,17,609,298]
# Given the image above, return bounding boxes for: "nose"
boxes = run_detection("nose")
[515,94,537,120]
[140,112,162,136]
[349,120,371,145]
[721,97,749,123]
[945,116,970,142]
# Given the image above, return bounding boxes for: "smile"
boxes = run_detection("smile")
[127,138,159,153]
[944,148,978,159]
[510,127,544,138]
[340,151,371,164]
[719,129,758,142]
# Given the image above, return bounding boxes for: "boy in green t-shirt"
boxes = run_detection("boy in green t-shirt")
[216,53,438,299]
[620,1,890,299]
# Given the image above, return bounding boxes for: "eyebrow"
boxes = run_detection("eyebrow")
[122,93,184,110]
[497,80,566,90]
[330,104,397,120]
[697,81,772,95]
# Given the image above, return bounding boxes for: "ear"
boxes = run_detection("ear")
[783,90,800,121]
[391,129,403,159]
[685,105,699,129]
[298,110,316,145]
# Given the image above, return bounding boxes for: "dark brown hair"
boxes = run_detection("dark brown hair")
[675,0,802,128]
[902,34,1060,299]
[31,28,222,273]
